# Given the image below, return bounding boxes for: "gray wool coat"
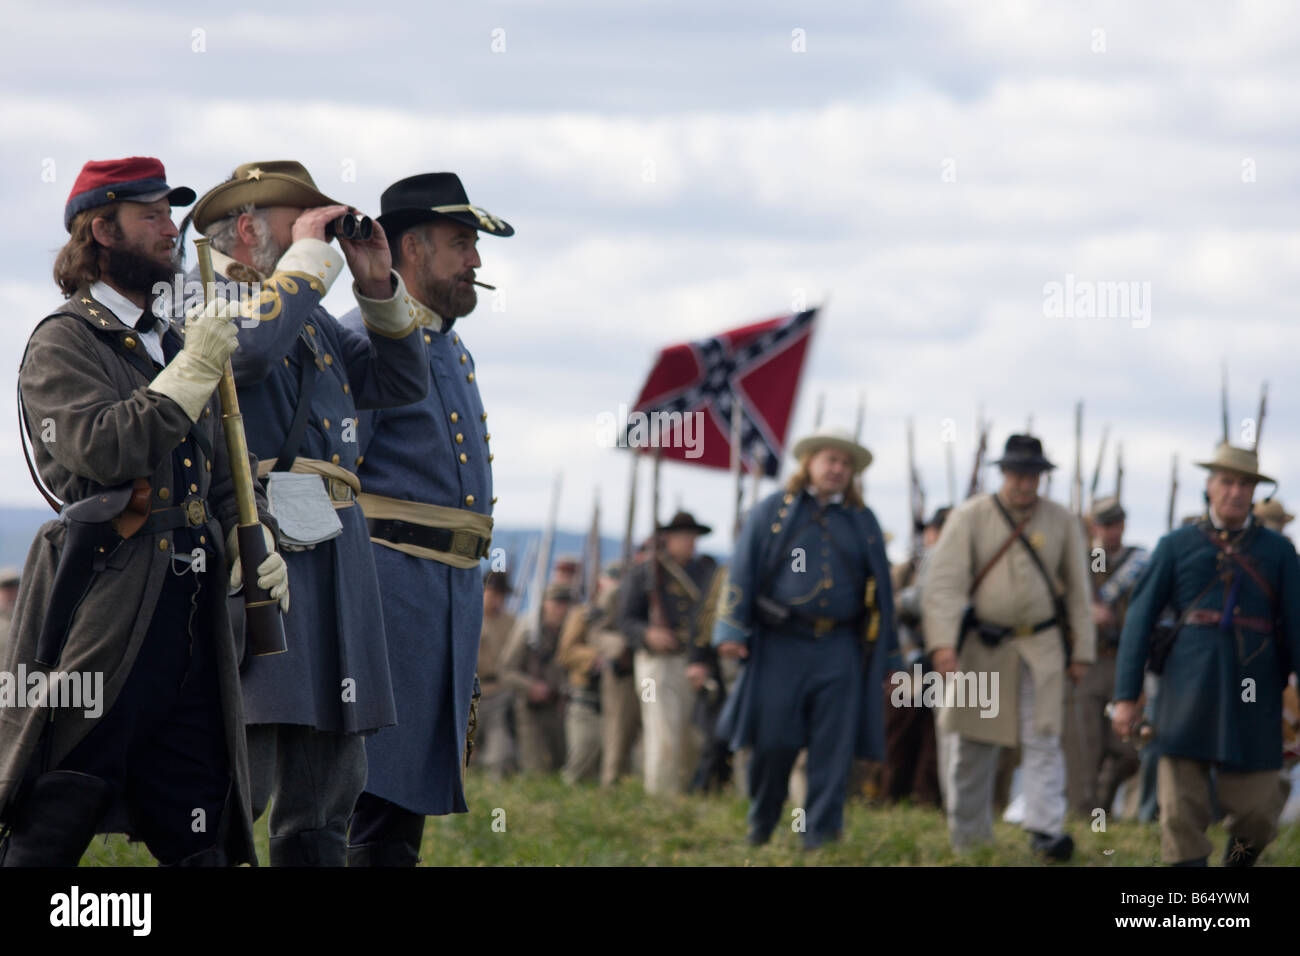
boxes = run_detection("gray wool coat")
[0,285,274,865]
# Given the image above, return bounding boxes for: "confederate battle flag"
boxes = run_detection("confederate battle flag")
[625,308,819,476]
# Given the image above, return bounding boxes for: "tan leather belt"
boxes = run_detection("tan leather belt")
[357,492,493,569]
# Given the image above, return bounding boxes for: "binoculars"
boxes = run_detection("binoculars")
[324,213,374,241]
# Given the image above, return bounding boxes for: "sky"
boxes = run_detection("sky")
[2,0,1298,562]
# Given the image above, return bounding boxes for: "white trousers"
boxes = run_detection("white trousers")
[633,650,700,795]
[946,658,1067,849]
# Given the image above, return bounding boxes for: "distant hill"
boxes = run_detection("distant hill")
[0,509,728,594]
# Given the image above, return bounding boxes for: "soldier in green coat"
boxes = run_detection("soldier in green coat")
[1112,443,1300,866]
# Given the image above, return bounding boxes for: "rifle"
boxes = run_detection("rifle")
[1115,442,1124,503]
[194,238,286,656]
[966,416,988,499]
[527,472,563,676]
[1072,401,1083,517]
[1088,424,1109,513]
[1255,381,1268,452]
[1166,454,1178,532]
[649,448,669,634]
[907,418,924,562]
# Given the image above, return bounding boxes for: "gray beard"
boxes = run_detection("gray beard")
[250,231,287,277]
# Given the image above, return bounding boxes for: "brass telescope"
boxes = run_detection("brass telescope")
[194,236,287,656]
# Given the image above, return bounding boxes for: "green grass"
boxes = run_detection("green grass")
[76,771,1300,866]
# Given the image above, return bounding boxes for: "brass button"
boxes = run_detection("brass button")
[465,494,475,506]
[124,336,136,348]
[460,354,467,364]
[455,433,464,443]
[331,453,340,464]
[481,412,487,421]
[452,335,459,344]
[484,432,491,441]
[488,454,494,462]
[159,488,170,500]
[184,458,192,468]
[323,354,333,365]
[355,456,364,466]
[450,412,459,423]
[423,333,432,343]
[283,357,290,366]
[342,383,350,394]
[459,453,468,464]
[190,483,198,493]
[323,418,331,429]
[158,539,168,551]
[771,523,781,533]
[205,461,211,471]
[107,190,116,199]
[467,372,474,383]
[200,535,206,544]
[491,496,498,505]
[203,407,210,417]
[306,324,316,336]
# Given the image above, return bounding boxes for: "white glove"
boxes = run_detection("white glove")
[149,298,240,422]
[227,524,290,613]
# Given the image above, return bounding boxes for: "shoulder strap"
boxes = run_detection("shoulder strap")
[970,498,1032,597]
[272,330,321,471]
[991,496,1073,664]
[1200,525,1276,606]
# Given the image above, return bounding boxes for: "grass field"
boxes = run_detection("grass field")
[77,770,1300,866]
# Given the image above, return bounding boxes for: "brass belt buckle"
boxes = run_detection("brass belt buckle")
[185,498,207,527]
[327,477,352,502]
[813,617,834,638]
[450,529,477,558]
[1014,622,1033,638]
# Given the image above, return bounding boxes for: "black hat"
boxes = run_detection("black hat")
[377,172,514,240]
[483,570,513,594]
[927,506,953,531]
[659,511,712,536]
[991,434,1056,473]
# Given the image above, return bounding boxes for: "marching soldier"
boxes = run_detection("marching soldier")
[476,570,518,778]
[619,511,720,796]
[1255,498,1295,537]
[337,172,511,865]
[557,563,624,783]
[191,160,426,866]
[882,506,950,807]
[500,585,574,773]
[0,157,287,866]
[923,434,1094,860]
[1064,495,1147,818]
[1112,443,1300,866]
[713,427,896,848]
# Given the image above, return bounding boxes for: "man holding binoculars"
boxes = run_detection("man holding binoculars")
[190,159,428,866]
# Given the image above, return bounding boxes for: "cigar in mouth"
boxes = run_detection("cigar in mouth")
[471,280,496,290]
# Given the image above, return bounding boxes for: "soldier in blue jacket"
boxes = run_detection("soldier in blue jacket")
[190,160,427,866]
[339,173,512,866]
[714,427,897,849]
[1112,442,1300,866]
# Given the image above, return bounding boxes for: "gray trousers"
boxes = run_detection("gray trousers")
[564,695,602,784]
[946,658,1067,850]
[247,723,367,866]
[474,691,516,777]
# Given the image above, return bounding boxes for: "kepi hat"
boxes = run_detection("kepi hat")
[1090,495,1126,525]
[791,426,873,474]
[64,157,194,232]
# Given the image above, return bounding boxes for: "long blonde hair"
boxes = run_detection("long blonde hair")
[784,456,866,509]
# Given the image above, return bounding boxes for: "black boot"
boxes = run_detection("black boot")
[1028,830,1074,862]
[1223,838,1260,867]
[268,827,346,867]
[346,838,420,867]
[0,770,112,867]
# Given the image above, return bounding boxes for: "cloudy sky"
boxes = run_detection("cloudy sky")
[2,0,1298,560]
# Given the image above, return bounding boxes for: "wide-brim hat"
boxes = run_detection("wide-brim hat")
[0,566,19,587]
[791,426,873,473]
[1254,498,1295,526]
[65,156,195,232]
[377,172,514,239]
[191,161,344,233]
[659,510,712,536]
[992,433,1055,473]
[1195,442,1274,484]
